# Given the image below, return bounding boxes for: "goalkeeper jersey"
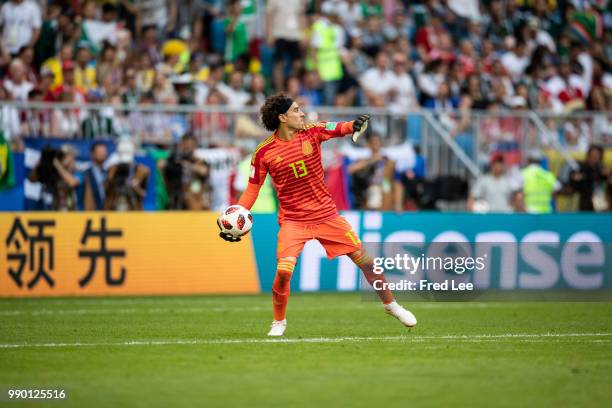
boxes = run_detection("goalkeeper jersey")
[249,121,352,224]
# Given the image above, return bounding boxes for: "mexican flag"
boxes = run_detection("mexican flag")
[0,131,16,190]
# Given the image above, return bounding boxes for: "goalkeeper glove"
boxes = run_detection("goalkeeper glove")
[352,114,370,142]
[217,218,241,242]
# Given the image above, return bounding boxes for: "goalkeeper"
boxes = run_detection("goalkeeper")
[219,94,417,336]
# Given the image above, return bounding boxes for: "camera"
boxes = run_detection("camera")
[111,163,135,211]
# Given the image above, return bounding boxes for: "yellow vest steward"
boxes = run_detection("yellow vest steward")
[312,21,343,82]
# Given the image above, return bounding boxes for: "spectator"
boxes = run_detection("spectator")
[219,70,250,107]
[96,41,122,92]
[81,1,120,55]
[172,74,194,105]
[83,142,109,210]
[545,61,588,113]
[247,73,267,106]
[32,2,61,68]
[0,0,41,57]
[16,45,36,84]
[415,14,449,63]
[484,58,515,104]
[135,53,155,93]
[300,70,323,107]
[501,39,530,84]
[104,138,149,211]
[457,39,478,77]
[51,60,86,103]
[174,0,206,49]
[194,59,225,105]
[521,151,561,214]
[41,42,75,90]
[3,58,33,101]
[284,75,303,105]
[523,16,556,54]
[424,81,459,112]
[336,0,363,38]
[341,34,370,87]
[389,52,419,113]
[360,51,394,107]
[74,43,97,93]
[136,0,177,38]
[360,15,384,57]
[417,58,447,106]
[151,69,176,103]
[139,25,163,68]
[482,0,514,47]
[188,53,207,82]
[464,19,484,54]
[468,154,516,213]
[266,0,305,91]
[569,144,609,211]
[38,66,55,101]
[223,0,249,63]
[121,68,141,106]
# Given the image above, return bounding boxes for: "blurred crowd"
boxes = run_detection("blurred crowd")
[1,0,611,213]
[0,1,610,127]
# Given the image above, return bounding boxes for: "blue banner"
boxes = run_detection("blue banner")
[251,212,612,292]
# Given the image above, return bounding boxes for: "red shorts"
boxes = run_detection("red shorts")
[277,215,361,260]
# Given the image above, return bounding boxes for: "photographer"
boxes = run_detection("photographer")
[83,142,108,211]
[159,133,211,210]
[104,139,149,211]
[569,145,609,212]
[28,144,82,211]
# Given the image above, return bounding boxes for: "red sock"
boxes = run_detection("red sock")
[272,259,296,321]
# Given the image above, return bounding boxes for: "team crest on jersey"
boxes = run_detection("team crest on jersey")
[302,141,313,156]
[275,155,283,164]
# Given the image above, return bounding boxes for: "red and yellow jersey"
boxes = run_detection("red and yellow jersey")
[249,121,353,224]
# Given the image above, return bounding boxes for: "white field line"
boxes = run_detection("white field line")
[0,299,501,308]
[0,303,517,316]
[0,333,610,349]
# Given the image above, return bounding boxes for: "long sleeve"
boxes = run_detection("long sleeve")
[318,121,355,142]
[238,182,263,210]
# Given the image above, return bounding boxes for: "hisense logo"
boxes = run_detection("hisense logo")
[297,212,608,292]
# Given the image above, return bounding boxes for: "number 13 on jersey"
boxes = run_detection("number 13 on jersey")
[289,160,308,178]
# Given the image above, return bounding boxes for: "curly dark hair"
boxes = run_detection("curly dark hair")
[260,93,294,131]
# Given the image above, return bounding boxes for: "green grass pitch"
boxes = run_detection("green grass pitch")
[0,293,611,407]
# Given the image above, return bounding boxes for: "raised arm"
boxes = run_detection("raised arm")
[318,115,369,142]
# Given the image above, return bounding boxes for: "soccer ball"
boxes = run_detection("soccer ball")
[218,205,253,237]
